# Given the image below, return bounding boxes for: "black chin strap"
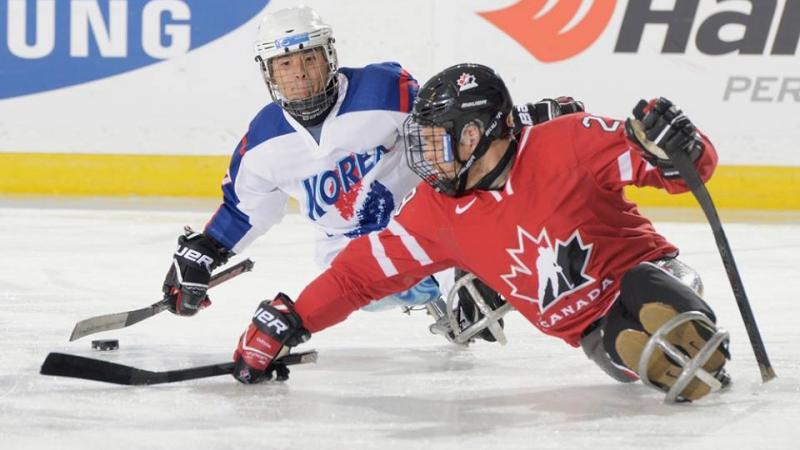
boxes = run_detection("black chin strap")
[473,139,517,191]
[288,79,338,127]
[454,134,494,196]
[452,111,512,196]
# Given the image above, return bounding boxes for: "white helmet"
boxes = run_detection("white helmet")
[254,6,339,121]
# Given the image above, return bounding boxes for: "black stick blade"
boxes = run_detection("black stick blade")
[41,353,146,385]
[40,350,317,385]
[40,353,235,385]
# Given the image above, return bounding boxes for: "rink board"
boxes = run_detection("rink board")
[1,152,798,210]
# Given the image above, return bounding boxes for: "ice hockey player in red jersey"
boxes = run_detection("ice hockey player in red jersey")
[230,63,731,402]
[158,5,587,348]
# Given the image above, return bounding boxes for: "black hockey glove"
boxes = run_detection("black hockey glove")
[625,97,704,178]
[232,293,311,384]
[512,96,585,134]
[162,227,230,316]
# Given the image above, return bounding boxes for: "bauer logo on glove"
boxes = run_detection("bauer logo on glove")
[162,226,231,316]
[254,306,291,335]
[232,293,310,384]
[174,245,216,274]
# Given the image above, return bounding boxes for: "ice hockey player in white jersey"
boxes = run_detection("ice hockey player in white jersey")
[159,6,583,343]
[229,64,732,402]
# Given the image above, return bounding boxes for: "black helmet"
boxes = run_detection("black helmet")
[404,63,514,197]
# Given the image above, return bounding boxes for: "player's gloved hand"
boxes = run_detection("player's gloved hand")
[625,97,704,178]
[511,96,585,134]
[553,96,585,115]
[162,227,230,316]
[232,293,311,384]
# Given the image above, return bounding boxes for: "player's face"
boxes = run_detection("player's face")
[269,48,330,101]
[420,126,458,179]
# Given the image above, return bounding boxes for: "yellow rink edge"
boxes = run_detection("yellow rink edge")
[1,153,798,210]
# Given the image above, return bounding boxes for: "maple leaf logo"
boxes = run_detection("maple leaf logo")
[501,226,595,311]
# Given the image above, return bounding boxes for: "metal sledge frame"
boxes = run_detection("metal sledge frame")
[428,273,514,346]
[638,311,730,403]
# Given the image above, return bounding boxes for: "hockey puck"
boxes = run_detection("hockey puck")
[91,339,119,351]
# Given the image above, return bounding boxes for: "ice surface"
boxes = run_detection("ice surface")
[1,203,799,449]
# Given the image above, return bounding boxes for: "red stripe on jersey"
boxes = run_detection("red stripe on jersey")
[398,69,411,112]
[238,135,248,156]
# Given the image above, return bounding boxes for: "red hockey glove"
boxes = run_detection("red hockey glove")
[625,97,704,178]
[232,293,311,384]
[162,227,230,316]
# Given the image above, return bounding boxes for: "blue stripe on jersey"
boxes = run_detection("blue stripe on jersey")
[205,104,295,250]
[206,202,251,251]
[338,63,418,115]
[246,104,296,146]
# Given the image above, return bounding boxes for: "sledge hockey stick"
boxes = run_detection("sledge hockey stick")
[69,259,255,341]
[40,349,317,385]
[629,116,776,382]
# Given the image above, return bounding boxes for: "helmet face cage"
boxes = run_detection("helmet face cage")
[405,116,493,196]
[253,6,339,120]
[259,44,338,120]
[404,116,462,195]
[404,64,513,197]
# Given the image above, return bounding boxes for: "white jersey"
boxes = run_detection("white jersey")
[205,63,419,267]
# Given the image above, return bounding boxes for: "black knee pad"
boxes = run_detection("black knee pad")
[619,262,716,323]
[600,262,720,368]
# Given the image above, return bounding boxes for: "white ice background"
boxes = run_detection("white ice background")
[1,203,798,449]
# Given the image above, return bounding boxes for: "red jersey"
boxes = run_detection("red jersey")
[293,112,718,347]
